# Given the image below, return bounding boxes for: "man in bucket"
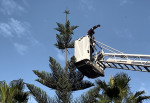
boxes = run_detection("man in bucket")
[87,24,100,59]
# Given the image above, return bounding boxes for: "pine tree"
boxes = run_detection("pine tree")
[27,10,94,103]
[54,10,78,74]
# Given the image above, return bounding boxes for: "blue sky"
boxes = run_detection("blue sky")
[0,0,150,102]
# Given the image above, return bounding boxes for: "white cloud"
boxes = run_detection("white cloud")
[14,43,28,55]
[0,18,30,39]
[9,18,29,38]
[0,0,25,15]
[79,0,95,11]
[0,23,14,38]
[0,18,39,55]
[0,1,37,55]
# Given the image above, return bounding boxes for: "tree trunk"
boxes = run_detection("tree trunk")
[65,48,67,75]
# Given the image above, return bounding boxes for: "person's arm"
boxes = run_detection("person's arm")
[92,24,100,30]
[87,24,100,35]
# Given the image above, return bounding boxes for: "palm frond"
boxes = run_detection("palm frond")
[10,79,24,91]
[127,90,150,103]
[96,79,108,91]
[98,95,111,103]
[114,72,130,90]
[133,91,145,99]
[137,96,150,103]
[0,79,29,103]
[0,81,9,103]
[79,86,100,103]
[14,91,29,103]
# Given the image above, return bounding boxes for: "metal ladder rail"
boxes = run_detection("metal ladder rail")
[98,60,150,72]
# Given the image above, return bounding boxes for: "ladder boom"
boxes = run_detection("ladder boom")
[95,53,150,72]
[104,53,150,59]
[98,59,150,72]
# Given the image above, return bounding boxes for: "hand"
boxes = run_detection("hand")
[97,24,100,27]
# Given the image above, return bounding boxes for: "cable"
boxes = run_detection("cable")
[95,39,124,54]
[95,43,116,53]
[89,36,124,54]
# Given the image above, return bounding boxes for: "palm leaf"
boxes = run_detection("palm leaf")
[79,86,101,103]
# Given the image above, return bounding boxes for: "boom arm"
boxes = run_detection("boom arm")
[96,52,150,72]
